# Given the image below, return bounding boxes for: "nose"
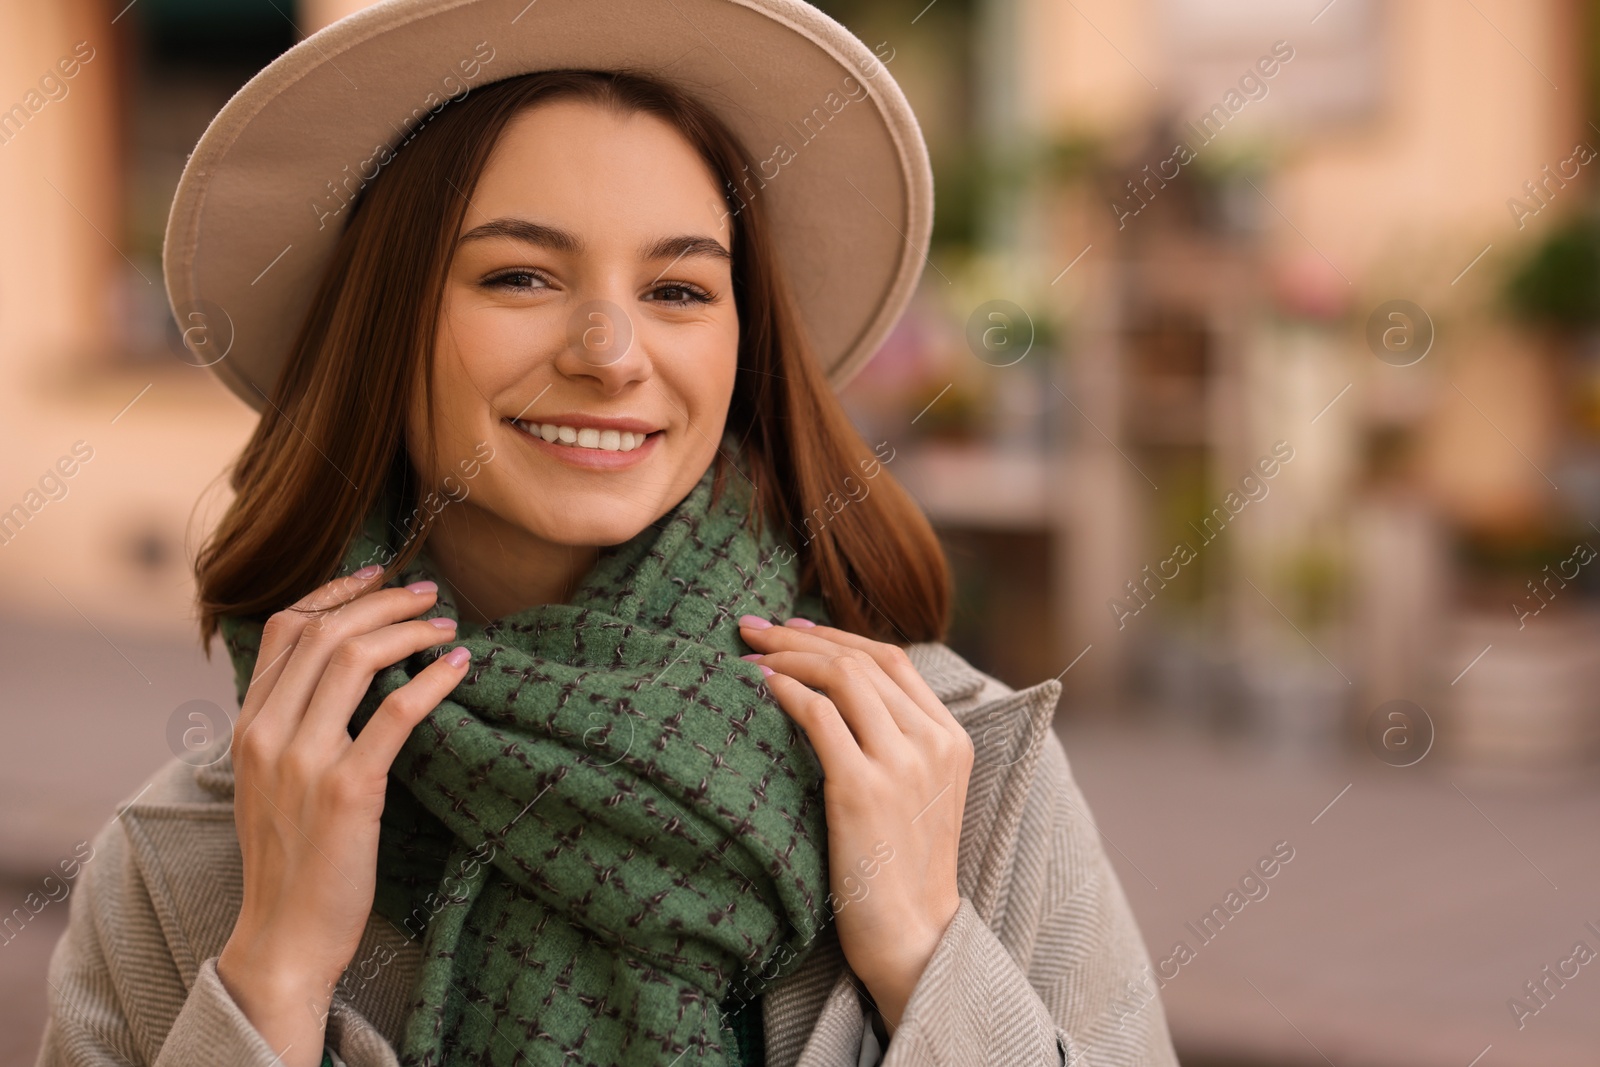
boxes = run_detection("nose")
[553,296,652,394]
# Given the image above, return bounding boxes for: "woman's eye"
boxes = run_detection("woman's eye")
[650,283,714,306]
[483,270,546,292]
[481,271,712,305]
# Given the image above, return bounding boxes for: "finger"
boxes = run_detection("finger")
[741,619,961,733]
[751,649,906,757]
[237,566,389,739]
[752,645,936,745]
[255,582,443,738]
[758,672,870,781]
[293,616,461,749]
[344,646,472,778]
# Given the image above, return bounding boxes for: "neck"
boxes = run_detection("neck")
[419,499,601,626]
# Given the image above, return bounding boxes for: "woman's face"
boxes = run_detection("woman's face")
[408,98,739,551]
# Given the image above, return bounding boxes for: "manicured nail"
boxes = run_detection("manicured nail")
[759,665,774,676]
[406,580,438,594]
[353,564,382,579]
[740,653,762,661]
[429,617,457,630]
[783,617,816,628]
[445,646,470,668]
[738,614,773,629]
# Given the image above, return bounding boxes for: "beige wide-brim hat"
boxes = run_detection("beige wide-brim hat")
[162,0,934,413]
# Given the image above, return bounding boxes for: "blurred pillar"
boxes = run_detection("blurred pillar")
[1058,254,1140,709]
[0,0,124,622]
[973,0,1024,254]
[0,0,261,638]
[0,1,120,385]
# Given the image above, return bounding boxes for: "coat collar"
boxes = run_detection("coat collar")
[120,641,1058,1067]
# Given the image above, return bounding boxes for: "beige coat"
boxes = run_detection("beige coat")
[34,642,1179,1066]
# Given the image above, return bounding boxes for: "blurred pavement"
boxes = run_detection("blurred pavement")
[0,614,236,1067]
[1064,724,1600,1066]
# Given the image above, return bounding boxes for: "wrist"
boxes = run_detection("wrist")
[218,934,336,1029]
[861,898,959,1031]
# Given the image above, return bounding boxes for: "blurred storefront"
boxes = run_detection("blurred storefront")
[835,0,1600,775]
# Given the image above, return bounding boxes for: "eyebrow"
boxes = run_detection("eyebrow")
[456,217,731,264]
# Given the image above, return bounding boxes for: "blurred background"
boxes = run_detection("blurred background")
[4,0,1600,1063]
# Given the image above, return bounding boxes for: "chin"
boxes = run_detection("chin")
[511,501,659,548]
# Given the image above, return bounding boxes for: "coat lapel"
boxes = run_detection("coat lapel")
[953,676,1063,927]
[120,756,414,1067]
[119,793,242,983]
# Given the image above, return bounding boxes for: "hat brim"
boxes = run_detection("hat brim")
[162,0,934,413]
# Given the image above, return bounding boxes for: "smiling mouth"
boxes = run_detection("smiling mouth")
[504,418,659,453]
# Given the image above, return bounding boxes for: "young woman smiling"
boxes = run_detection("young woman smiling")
[35,3,1179,1066]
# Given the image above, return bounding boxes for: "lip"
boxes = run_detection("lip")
[503,417,661,470]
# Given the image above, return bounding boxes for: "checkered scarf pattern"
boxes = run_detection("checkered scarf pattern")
[220,436,833,1066]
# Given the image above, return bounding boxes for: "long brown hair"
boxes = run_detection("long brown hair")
[193,69,950,653]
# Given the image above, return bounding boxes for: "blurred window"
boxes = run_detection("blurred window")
[1155,0,1383,133]
[119,0,299,362]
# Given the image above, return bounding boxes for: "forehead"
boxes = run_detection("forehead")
[468,99,730,242]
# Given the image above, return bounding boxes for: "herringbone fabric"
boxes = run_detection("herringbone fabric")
[219,435,834,1067]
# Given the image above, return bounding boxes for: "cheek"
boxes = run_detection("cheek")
[658,318,738,481]
[435,306,552,412]
[691,323,740,425]
[657,312,738,409]
[438,312,521,386]
[412,313,524,475]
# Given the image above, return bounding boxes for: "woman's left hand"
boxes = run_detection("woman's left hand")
[737,615,975,1032]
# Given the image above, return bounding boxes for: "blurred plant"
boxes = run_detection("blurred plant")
[935,128,1107,251]
[1276,539,1345,630]
[1455,523,1596,580]
[1197,152,1276,237]
[941,245,1069,361]
[907,376,985,442]
[1504,212,1600,327]
[931,148,994,251]
[1037,129,1108,186]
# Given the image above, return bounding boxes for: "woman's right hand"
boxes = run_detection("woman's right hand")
[215,565,469,1067]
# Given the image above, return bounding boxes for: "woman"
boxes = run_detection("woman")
[36,2,1179,1065]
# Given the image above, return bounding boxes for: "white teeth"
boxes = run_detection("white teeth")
[513,419,651,452]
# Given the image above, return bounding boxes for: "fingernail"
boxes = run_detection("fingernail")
[353,564,382,579]
[759,665,774,677]
[783,617,816,628]
[738,614,773,629]
[445,646,470,668]
[429,617,457,630]
[406,580,438,594]
[740,653,762,661]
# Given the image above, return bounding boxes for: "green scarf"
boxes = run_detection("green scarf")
[220,434,833,1066]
